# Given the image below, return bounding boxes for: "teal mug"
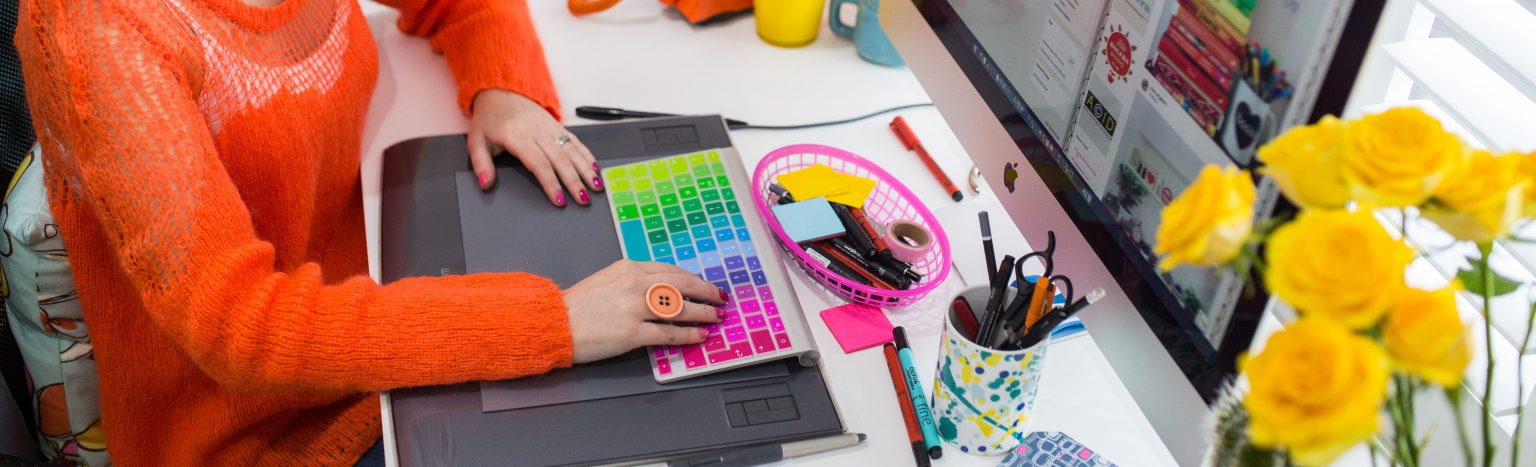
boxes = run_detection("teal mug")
[829,0,904,67]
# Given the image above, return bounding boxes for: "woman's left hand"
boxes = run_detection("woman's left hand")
[467,89,602,207]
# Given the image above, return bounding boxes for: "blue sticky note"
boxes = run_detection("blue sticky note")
[771,197,846,244]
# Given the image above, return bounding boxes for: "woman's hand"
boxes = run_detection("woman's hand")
[468,89,603,207]
[563,260,729,364]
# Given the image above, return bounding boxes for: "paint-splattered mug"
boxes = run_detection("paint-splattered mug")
[931,285,1050,455]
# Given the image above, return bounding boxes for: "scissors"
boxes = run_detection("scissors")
[993,232,1075,342]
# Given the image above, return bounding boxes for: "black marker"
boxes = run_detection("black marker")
[827,237,913,289]
[829,202,878,258]
[980,211,996,285]
[804,243,874,286]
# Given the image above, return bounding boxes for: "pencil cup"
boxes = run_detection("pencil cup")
[755,0,826,48]
[931,285,1049,455]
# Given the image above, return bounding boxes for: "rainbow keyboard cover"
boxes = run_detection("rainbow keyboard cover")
[601,149,819,382]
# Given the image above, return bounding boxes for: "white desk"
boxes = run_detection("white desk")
[358,1,1178,466]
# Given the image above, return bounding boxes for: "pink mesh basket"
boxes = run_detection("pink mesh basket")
[751,144,951,308]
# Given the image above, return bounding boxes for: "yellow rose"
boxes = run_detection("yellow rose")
[1245,319,1389,466]
[1265,210,1413,329]
[1521,151,1536,218]
[1259,116,1350,209]
[1423,150,1528,242]
[1155,165,1256,270]
[1341,107,1467,207]
[1383,284,1471,387]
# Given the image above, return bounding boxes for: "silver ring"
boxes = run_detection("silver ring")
[555,134,572,147]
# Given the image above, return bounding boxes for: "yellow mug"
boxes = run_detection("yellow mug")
[756,0,826,48]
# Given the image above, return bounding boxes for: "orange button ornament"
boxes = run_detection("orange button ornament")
[646,283,684,319]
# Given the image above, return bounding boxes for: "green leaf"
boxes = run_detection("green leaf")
[1457,261,1521,297]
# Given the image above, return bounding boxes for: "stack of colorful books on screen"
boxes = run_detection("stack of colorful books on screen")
[1152,0,1289,136]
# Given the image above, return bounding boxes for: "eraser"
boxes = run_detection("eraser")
[772,197,846,244]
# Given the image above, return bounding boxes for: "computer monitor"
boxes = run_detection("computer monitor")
[881,0,1385,463]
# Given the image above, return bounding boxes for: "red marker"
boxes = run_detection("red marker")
[890,116,963,202]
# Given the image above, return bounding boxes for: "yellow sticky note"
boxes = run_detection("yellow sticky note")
[824,175,876,207]
[778,165,840,199]
[778,165,878,208]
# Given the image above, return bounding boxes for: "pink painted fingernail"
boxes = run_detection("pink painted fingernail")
[593,176,605,190]
[578,189,590,204]
[718,288,729,302]
[554,191,567,206]
[698,328,710,338]
[716,308,727,319]
[477,172,488,189]
[593,162,601,172]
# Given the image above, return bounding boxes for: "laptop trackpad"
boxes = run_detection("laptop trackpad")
[454,168,789,413]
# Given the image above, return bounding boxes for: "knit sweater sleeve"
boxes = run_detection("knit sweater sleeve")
[18,1,572,393]
[378,0,561,118]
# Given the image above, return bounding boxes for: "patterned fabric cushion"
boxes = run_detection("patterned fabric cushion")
[2,146,108,465]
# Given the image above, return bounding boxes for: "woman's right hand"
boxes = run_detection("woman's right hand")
[563,260,729,364]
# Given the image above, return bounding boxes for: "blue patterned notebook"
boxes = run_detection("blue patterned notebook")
[997,432,1117,467]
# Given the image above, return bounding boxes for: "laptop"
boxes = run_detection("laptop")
[378,116,843,467]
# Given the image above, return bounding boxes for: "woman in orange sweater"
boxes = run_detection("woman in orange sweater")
[16,0,722,465]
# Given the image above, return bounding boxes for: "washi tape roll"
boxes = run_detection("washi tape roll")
[885,220,933,263]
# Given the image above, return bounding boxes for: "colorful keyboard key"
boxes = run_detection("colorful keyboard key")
[725,326,747,342]
[705,267,726,282]
[746,315,766,330]
[735,286,756,301]
[682,346,706,369]
[750,330,776,353]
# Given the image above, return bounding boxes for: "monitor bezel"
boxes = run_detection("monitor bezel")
[904,0,1387,402]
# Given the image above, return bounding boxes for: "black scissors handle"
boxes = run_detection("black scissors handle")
[1012,231,1057,282]
[1049,275,1074,305]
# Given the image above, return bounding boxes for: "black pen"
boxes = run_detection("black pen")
[980,212,996,285]
[976,255,1016,348]
[1009,287,1104,349]
[804,243,875,286]
[575,106,750,129]
[826,237,914,289]
[649,433,867,467]
[830,202,878,257]
[768,184,797,205]
[1052,287,1105,321]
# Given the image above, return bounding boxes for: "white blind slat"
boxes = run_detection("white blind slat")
[1383,38,1536,152]
[1420,0,1536,101]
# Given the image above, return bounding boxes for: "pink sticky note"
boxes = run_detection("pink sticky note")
[819,303,894,354]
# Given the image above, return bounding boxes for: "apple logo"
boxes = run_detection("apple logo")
[1003,162,1020,193]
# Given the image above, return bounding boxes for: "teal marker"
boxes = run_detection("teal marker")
[893,327,942,459]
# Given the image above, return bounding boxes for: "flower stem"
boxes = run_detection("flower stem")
[1407,380,1421,464]
[1393,374,1421,467]
[1480,242,1497,467]
[1452,387,1476,467]
[1512,299,1535,467]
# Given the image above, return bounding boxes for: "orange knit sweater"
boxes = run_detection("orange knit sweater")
[16,0,572,464]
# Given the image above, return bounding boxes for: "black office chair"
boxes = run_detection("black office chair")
[1,0,41,441]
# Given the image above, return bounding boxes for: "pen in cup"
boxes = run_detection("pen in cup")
[980,211,995,285]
